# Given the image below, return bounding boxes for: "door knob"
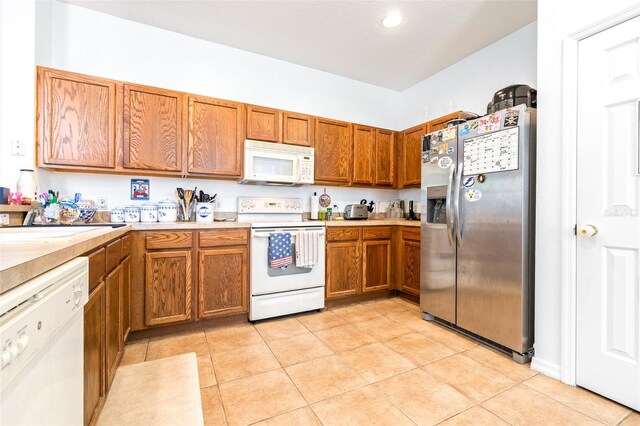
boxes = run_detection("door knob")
[577,224,598,237]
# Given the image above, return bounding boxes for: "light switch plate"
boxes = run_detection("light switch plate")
[11,139,25,156]
[96,196,108,210]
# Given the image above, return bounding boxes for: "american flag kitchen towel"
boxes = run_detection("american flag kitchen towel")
[268,232,293,268]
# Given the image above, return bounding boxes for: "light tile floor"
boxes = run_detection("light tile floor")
[117,297,639,426]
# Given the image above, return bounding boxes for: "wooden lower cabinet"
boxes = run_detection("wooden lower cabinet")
[83,233,132,425]
[133,229,250,330]
[198,247,248,318]
[105,263,123,388]
[399,228,421,296]
[362,240,391,292]
[121,256,131,341]
[326,226,392,299]
[326,241,361,298]
[144,250,193,326]
[84,282,106,426]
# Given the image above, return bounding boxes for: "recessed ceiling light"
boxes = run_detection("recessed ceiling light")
[382,11,402,28]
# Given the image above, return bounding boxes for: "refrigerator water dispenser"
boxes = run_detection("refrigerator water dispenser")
[426,185,448,224]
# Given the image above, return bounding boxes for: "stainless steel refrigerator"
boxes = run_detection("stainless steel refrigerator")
[420,104,536,363]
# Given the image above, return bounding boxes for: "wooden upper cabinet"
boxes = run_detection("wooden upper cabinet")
[145,250,193,326]
[315,118,353,184]
[352,125,376,185]
[188,95,244,178]
[375,129,395,186]
[37,68,117,169]
[282,112,314,147]
[123,84,183,172]
[246,105,281,142]
[402,124,427,187]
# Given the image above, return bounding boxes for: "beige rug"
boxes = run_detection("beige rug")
[98,353,204,426]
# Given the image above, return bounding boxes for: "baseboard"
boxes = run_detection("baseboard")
[531,356,562,380]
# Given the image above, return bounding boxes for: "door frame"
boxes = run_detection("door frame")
[560,4,640,386]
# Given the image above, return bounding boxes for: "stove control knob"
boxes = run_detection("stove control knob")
[295,201,301,209]
[16,335,28,353]
[74,289,83,307]
[250,201,256,208]
[1,350,11,369]
[7,345,19,362]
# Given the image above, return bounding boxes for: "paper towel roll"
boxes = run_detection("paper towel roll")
[310,192,319,220]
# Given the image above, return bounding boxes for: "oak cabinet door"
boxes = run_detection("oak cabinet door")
[402,124,427,187]
[188,95,244,177]
[282,112,314,147]
[38,68,116,169]
[105,264,123,388]
[352,125,375,185]
[121,256,131,342]
[362,240,391,292]
[123,84,183,172]
[401,240,421,296]
[84,283,106,426]
[198,247,248,318]
[315,118,353,184]
[326,241,361,299]
[246,105,281,142]
[144,250,193,326]
[375,129,395,186]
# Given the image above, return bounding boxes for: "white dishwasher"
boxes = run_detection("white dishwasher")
[0,257,88,425]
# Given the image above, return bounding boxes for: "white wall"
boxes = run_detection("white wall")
[0,0,35,191]
[533,0,640,380]
[399,22,537,129]
[398,21,537,204]
[32,0,404,210]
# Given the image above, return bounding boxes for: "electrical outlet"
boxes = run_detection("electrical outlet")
[96,196,108,210]
[11,139,25,156]
[213,200,221,210]
[0,214,9,225]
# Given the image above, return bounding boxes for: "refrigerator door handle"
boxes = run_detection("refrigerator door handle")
[455,161,464,247]
[445,162,456,246]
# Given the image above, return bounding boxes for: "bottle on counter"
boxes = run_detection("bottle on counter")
[326,207,333,221]
[16,169,38,204]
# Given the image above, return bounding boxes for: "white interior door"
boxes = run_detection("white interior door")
[576,15,640,410]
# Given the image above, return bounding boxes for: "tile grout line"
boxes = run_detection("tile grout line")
[520,380,623,426]
[203,328,229,426]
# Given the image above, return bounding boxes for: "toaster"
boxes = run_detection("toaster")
[344,204,369,220]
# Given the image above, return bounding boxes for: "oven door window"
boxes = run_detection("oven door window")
[268,242,312,276]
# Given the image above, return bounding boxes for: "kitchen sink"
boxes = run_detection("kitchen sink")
[0,226,114,242]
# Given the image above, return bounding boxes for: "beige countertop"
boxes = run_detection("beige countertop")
[0,225,131,294]
[319,218,421,227]
[0,219,418,294]
[131,221,250,230]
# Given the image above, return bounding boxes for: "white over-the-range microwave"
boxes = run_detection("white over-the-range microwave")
[239,139,314,186]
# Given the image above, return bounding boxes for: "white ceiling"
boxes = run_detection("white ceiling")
[60,0,537,91]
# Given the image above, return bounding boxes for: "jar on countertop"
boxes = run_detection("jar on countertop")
[124,206,140,223]
[110,208,125,223]
[140,203,158,223]
[195,202,214,223]
[157,199,178,223]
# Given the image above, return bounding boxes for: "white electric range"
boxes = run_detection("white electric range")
[238,197,325,321]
